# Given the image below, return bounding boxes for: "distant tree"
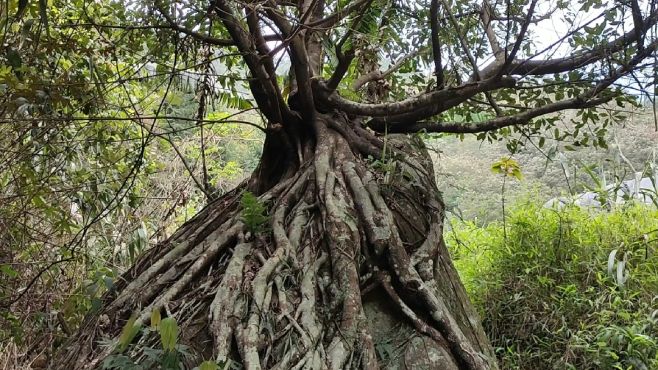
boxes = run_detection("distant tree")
[21,0,656,368]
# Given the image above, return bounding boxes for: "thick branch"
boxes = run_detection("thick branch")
[304,0,372,29]
[480,0,504,61]
[372,96,610,134]
[325,0,376,91]
[212,0,292,124]
[497,0,538,76]
[263,3,316,120]
[373,37,658,134]
[630,0,645,50]
[479,8,658,79]
[302,0,327,75]
[319,77,516,117]
[351,48,427,90]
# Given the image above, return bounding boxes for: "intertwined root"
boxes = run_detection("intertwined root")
[55,116,496,370]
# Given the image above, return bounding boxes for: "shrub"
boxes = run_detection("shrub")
[447,202,658,369]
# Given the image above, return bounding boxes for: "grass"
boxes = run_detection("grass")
[447,200,658,369]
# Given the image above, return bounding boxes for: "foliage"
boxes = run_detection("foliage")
[0,0,263,357]
[240,191,269,234]
[102,315,194,370]
[102,314,242,369]
[491,157,523,180]
[447,200,658,369]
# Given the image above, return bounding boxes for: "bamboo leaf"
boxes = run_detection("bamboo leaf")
[117,313,141,352]
[607,249,618,277]
[150,309,161,330]
[159,317,179,352]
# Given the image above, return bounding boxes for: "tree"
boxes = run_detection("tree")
[40,0,658,368]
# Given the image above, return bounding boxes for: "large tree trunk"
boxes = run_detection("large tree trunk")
[54,110,497,369]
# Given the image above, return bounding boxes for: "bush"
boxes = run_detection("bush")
[447,201,658,369]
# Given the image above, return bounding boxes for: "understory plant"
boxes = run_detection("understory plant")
[447,200,658,369]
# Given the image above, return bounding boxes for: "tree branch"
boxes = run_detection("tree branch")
[370,37,658,134]
[262,2,316,120]
[319,76,516,117]
[480,0,504,62]
[430,0,444,88]
[351,48,427,90]
[479,8,658,79]
[498,0,538,76]
[325,0,376,91]
[630,0,646,50]
[372,96,611,134]
[304,0,372,29]
[211,0,293,124]
[441,0,481,78]
[155,4,235,46]
[155,4,281,47]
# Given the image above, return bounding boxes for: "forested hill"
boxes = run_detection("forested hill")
[433,107,658,223]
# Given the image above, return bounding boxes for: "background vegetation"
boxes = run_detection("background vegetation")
[447,202,658,369]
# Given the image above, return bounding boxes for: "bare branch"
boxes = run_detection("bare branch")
[498,0,538,76]
[301,0,327,75]
[262,2,316,120]
[326,0,377,91]
[630,0,646,50]
[212,0,293,124]
[441,0,481,78]
[304,0,372,29]
[430,0,444,88]
[480,0,504,61]
[327,48,355,91]
[155,4,280,47]
[155,4,235,46]
[245,6,278,86]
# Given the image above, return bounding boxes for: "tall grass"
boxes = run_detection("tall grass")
[447,201,658,369]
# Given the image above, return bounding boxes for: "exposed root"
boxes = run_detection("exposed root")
[209,239,252,362]
[136,222,244,325]
[54,114,497,370]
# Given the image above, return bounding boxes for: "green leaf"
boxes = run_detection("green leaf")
[159,317,179,352]
[491,157,523,181]
[117,313,141,352]
[150,309,161,330]
[240,191,268,234]
[0,264,18,278]
[198,361,218,370]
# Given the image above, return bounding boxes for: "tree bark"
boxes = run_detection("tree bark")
[53,107,497,369]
